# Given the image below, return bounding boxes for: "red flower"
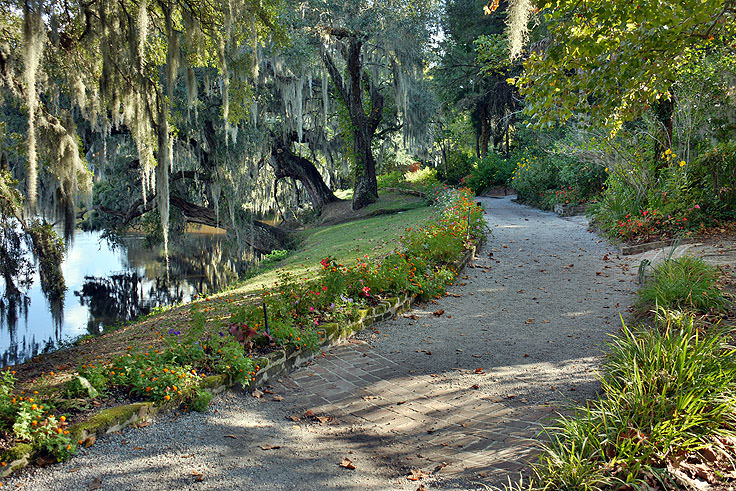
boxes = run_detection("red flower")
[320,258,330,268]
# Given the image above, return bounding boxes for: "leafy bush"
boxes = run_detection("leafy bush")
[377,170,406,189]
[527,311,736,489]
[463,153,515,195]
[437,151,474,185]
[511,151,604,209]
[688,141,736,220]
[638,256,729,313]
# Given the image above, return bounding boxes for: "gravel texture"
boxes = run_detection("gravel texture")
[3,196,638,490]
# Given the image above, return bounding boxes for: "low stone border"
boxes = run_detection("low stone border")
[382,187,428,199]
[1,241,480,478]
[618,236,699,255]
[553,203,588,217]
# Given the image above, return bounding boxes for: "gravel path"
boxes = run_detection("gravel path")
[4,196,638,490]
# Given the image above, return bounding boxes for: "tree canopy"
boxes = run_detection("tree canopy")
[515,0,736,135]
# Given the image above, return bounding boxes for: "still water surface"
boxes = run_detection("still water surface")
[1,229,249,367]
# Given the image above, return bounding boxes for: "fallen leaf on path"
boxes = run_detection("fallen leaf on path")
[417,486,427,491]
[404,314,418,320]
[252,389,264,398]
[432,309,445,316]
[525,318,534,324]
[223,434,237,439]
[272,395,284,401]
[260,445,281,450]
[434,462,449,473]
[458,282,467,286]
[446,293,462,297]
[362,395,380,400]
[470,384,480,390]
[88,478,103,490]
[288,415,300,422]
[407,469,430,481]
[304,410,316,418]
[135,421,150,428]
[263,388,275,394]
[83,436,96,448]
[315,415,334,424]
[133,446,143,450]
[472,354,482,358]
[474,368,484,374]
[339,457,356,470]
[191,471,204,482]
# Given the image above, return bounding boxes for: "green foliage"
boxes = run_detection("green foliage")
[437,151,474,185]
[519,1,736,134]
[190,389,214,413]
[377,170,407,189]
[511,150,604,209]
[1,369,77,461]
[262,249,289,264]
[527,311,736,489]
[589,139,732,242]
[689,142,736,220]
[638,257,729,313]
[463,152,515,194]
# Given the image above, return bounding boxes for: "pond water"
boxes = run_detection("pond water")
[0,228,252,368]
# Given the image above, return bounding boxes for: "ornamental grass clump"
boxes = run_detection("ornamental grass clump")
[521,310,736,490]
[638,256,730,313]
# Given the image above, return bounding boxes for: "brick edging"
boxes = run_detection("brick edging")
[1,240,482,477]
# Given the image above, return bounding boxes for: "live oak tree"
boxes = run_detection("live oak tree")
[283,0,439,210]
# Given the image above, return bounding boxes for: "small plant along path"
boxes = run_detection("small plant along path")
[5,197,639,490]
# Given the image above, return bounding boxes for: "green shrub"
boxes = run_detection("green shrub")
[510,149,605,210]
[190,389,213,412]
[688,141,736,220]
[377,170,406,189]
[528,311,736,489]
[463,153,515,195]
[437,151,474,185]
[638,257,729,312]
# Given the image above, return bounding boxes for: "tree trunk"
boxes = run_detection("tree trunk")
[479,105,490,158]
[269,140,339,211]
[322,35,383,210]
[653,97,675,169]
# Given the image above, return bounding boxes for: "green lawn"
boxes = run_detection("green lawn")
[231,200,435,295]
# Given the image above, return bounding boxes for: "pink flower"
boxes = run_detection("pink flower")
[694,204,700,209]
[309,306,315,312]
[362,286,371,297]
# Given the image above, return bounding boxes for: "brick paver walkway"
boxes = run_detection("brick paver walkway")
[274,341,551,482]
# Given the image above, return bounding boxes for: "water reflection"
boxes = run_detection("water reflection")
[1,229,252,367]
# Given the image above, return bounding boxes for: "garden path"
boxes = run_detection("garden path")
[5,196,639,490]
